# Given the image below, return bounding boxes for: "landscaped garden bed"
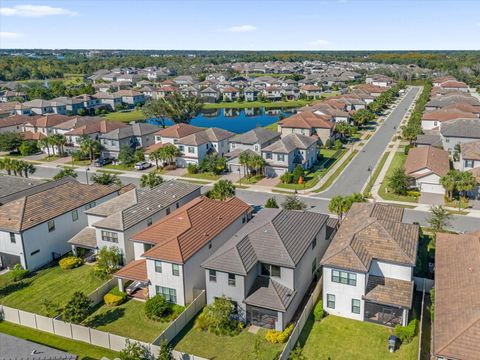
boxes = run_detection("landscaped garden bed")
[378,152,419,203]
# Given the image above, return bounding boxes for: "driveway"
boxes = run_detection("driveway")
[419,192,444,206]
[315,86,421,198]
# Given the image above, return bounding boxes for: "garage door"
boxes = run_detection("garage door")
[420,183,445,194]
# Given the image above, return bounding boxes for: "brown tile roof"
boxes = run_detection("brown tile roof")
[154,123,203,138]
[222,86,240,93]
[0,114,31,128]
[132,196,251,263]
[144,142,167,155]
[405,146,450,178]
[440,80,468,88]
[468,167,480,183]
[434,232,480,359]
[0,182,120,232]
[26,114,72,128]
[321,203,419,272]
[461,140,480,161]
[301,85,321,91]
[65,119,128,136]
[114,259,148,282]
[354,84,389,95]
[278,111,334,130]
[364,275,414,309]
[21,131,47,140]
[421,109,476,122]
[442,102,480,115]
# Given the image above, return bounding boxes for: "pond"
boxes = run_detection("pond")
[145,107,297,133]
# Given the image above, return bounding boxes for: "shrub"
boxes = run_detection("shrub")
[187,163,198,174]
[334,139,343,150]
[194,296,242,336]
[8,264,29,282]
[313,300,324,321]
[280,171,294,184]
[94,246,122,279]
[406,190,421,198]
[145,295,172,321]
[59,256,83,270]
[404,144,411,155]
[104,288,127,306]
[265,323,294,344]
[292,165,304,183]
[394,319,418,344]
[324,139,333,149]
[62,291,92,324]
[265,197,279,208]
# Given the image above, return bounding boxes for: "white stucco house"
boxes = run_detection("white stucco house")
[321,203,419,327]
[114,196,251,304]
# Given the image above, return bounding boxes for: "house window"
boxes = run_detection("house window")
[30,249,40,256]
[85,201,96,210]
[228,273,236,286]
[311,238,317,249]
[166,208,171,215]
[327,294,335,309]
[352,299,361,314]
[155,286,177,303]
[9,232,15,243]
[277,154,285,162]
[188,146,195,153]
[209,269,216,282]
[71,210,78,222]
[260,263,281,278]
[178,145,185,152]
[147,217,153,226]
[312,258,317,275]
[265,152,272,159]
[172,264,180,276]
[154,260,162,273]
[332,270,356,286]
[231,143,236,149]
[101,231,118,243]
[465,160,474,168]
[176,202,179,209]
[254,145,259,152]
[47,220,55,232]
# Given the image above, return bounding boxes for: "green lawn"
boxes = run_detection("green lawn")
[315,149,358,192]
[378,152,418,203]
[0,264,106,316]
[103,110,146,122]
[182,172,220,181]
[264,122,279,132]
[238,174,264,185]
[299,315,418,360]
[41,155,66,162]
[0,321,118,360]
[72,159,92,166]
[103,164,134,171]
[84,298,169,343]
[363,151,390,196]
[173,319,283,360]
[276,149,347,191]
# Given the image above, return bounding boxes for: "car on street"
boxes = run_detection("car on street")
[134,161,152,170]
[93,158,113,167]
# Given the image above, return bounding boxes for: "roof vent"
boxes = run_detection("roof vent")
[204,232,209,236]
[172,194,176,198]
[146,207,150,211]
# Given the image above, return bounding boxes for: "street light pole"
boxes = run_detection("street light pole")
[85,167,90,185]
[237,168,241,185]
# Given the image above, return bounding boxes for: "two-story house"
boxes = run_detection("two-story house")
[100,123,159,158]
[114,196,251,304]
[0,179,121,270]
[93,92,123,111]
[278,111,335,146]
[203,208,334,331]
[50,97,86,115]
[321,203,419,327]
[440,118,480,155]
[23,114,72,137]
[68,181,201,263]
[175,127,235,167]
[261,133,317,177]
[153,123,204,145]
[113,90,145,108]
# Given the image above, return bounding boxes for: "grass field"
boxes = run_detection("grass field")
[0,321,118,360]
[264,122,279,131]
[173,319,283,360]
[299,315,418,360]
[0,264,106,316]
[103,110,146,122]
[84,298,170,343]
[182,172,220,181]
[315,150,358,192]
[363,151,390,196]
[378,152,418,203]
[103,164,134,171]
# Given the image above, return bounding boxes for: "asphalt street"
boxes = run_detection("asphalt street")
[316,87,421,197]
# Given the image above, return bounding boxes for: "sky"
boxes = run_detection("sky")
[1,0,480,50]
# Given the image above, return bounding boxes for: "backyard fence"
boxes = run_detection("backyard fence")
[152,290,206,345]
[87,277,117,306]
[417,286,426,360]
[278,277,323,360]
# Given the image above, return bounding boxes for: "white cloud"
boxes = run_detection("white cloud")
[0,32,23,39]
[310,39,331,46]
[0,4,78,17]
[225,25,257,33]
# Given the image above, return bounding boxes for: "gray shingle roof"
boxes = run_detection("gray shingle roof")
[100,123,159,140]
[440,119,480,138]
[230,127,280,146]
[0,333,77,359]
[177,127,235,146]
[244,276,297,312]
[202,209,329,274]
[262,133,317,153]
[91,181,201,231]
[0,177,75,205]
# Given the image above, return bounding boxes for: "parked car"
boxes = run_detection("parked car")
[94,158,113,167]
[135,161,152,170]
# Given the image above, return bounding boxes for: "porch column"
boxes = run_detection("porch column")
[118,278,124,293]
[71,245,77,257]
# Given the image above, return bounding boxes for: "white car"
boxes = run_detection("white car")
[134,161,152,170]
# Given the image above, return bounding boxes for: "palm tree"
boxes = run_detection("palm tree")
[207,180,235,201]
[21,161,36,178]
[250,155,266,177]
[458,171,477,202]
[239,152,251,178]
[149,148,163,169]
[47,136,57,157]
[162,144,180,167]
[53,167,77,180]
[0,158,13,175]
[91,173,122,186]
[161,93,204,124]
[50,134,67,156]
[328,195,349,222]
[79,136,101,162]
[140,172,164,189]
[10,159,23,176]
[440,170,458,201]
[38,137,50,157]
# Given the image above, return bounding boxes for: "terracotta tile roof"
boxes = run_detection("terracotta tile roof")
[405,146,450,178]
[468,167,480,183]
[26,114,72,128]
[154,123,204,138]
[300,85,321,91]
[422,109,476,122]
[144,142,167,155]
[21,131,47,140]
[321,203,419,272]
[434,232,480,359]
[65,119,128,136]
[0,114,30,128]
[114,259,148,282]
[278,111,334,130]
[461,140,480,161]
[0,182,120,232]
[440,80,468,88]
[354,84,389,95]
[363,275,414,309]
[442,102,480,115]
[222,86,240,93]
[132,196,251,263]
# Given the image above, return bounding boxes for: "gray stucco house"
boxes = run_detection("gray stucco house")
[202,208,336,331]
[440,118,480,154]
[100,123,159,158]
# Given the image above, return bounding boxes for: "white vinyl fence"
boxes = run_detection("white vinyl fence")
[88,277,117,306]
[278,277,323,360]
[153,290,206,345]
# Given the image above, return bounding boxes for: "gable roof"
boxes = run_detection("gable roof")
[244,276,297,312]
[0,181,120,232]
[434,232,480,359]
[154,123,204,138]
[100,123,159,140]
[25,114,71,128]
[230,127,280,146]
[278,111,334,130]
[321,203,419,272]
[441,118,480,138]
[177,127,235,146]
[132,196,251,263]
[421,109,477,122]
[405,146,450,178]
[461,140,480,161]
[202,209,329,275]
[262,133,317,153]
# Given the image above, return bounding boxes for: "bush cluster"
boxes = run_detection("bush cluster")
[194,296,243,336]
[265,323,294,344]
[394,319,418,344]
[104,288,127,306]
[59,256,83,270]
[8,264,29,282]
[145,295,179,321]
[313,300,324,321]
[280,165,304,184]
